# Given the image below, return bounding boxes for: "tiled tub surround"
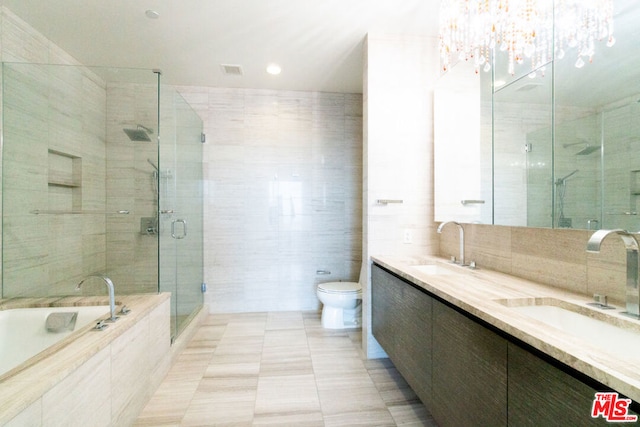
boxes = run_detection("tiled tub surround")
[0,293,171,426]
[372,254,640,403]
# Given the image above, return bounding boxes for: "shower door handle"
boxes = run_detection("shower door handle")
[171,219,187,239]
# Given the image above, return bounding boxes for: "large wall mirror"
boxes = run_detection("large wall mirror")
[435,0,640,230]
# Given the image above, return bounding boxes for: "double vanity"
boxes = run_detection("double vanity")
[371,255,640,426]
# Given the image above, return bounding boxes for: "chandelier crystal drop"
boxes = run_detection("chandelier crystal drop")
[438,0,615,74]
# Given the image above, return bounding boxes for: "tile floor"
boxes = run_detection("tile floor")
[134,311,437,426]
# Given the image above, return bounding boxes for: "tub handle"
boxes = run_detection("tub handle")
[94,320,109,331]
[119,305,131,315]
[316,270,331,275]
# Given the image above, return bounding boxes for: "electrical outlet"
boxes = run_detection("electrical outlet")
[403,229,412,244]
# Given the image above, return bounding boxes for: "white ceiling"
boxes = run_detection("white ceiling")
[3,0,441,93]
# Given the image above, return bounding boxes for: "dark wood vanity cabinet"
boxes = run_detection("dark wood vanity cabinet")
[432,299,507,426]
[372,264,507,426]
[371,263,638,427]
[371,263,433,408]
[508,343,639,426]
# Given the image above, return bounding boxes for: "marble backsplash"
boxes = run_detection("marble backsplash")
[439,223,629,305]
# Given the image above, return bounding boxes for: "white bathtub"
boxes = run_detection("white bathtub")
[0,305,110,377]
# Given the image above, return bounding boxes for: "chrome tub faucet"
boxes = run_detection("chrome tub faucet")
[586,229,640,318]
[76,275,119,322]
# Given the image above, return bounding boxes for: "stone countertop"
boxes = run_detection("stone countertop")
[371,255,640,403]
[0,293,171,425]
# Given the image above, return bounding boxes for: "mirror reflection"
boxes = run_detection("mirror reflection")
[435,0,640,230]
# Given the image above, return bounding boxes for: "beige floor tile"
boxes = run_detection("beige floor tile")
[202,313,232,325]
[307,334,360,354]
[260,356,314,376]
[214,335,264,356]
[368,366,420,404]
[136,311,434,427]
[191,324,227,341]
[180,398,255,426]
[387,402,438,426]
[204,361,261,378]
[323,409,397,426]
[266,311,306,330]
[252,411,324,426]
[209,352,263,365]
[223,322,267,337]
[263,328,308,347]
[195,376,259,394]
[318,386,388,416]
[135,379,200,424]
[181,378,257,426]
[311,353,368,376]
[255,374,321,415]
[315,370,377,391]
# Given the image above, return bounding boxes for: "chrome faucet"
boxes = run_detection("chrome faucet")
[437,221,465,266]
[76,275,119,322]
[586,229,640,317]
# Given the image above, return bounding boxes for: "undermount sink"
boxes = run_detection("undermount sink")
[498,298,640,356]
[409,264,460,275]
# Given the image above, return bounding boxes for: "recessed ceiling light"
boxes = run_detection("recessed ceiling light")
[145,10,160,19]
[266,63,282,75]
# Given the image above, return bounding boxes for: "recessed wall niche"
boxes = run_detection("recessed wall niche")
[47,149,82,212]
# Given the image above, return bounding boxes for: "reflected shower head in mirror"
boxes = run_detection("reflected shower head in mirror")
[123,124,154,142]
[562,140,600,156]
[575,145,601,155]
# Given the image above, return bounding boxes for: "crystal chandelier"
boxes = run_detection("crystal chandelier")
[438,0,615,75]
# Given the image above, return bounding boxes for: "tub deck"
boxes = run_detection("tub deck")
[0,293,171,426]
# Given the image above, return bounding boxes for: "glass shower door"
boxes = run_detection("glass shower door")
[159,86,204,340]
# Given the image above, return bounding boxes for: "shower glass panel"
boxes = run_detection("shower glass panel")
[2,63,159,297]
[1,62,203,341]
[602,101,640,230]
[158,86,204,339]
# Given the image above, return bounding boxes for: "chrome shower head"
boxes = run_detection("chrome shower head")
[562,140,600,156]
[123,124,153,142]
[575,145,601,155]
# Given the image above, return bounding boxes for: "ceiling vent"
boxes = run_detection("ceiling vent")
[220,64,244,76]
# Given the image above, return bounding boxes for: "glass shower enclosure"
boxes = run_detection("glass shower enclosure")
[1,62,203,341]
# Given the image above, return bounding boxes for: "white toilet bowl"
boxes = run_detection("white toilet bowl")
[317,281,362,329]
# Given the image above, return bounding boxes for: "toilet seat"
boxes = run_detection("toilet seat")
[317,281,361,294]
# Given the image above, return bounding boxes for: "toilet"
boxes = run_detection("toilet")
[316,281,362,329]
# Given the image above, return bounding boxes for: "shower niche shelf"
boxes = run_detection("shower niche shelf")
[48,149,82,188]
[47,149,83,213]
[630,170,640,196]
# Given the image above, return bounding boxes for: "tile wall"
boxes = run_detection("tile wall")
[439,224,630,305]
[177,87,363,313]
[105,82,159,294]
[0,7,160,297]
[2,3,635,352]
[0,7,87,294]
[3,297,171,426]
[1,62,108,297]
[363,34,440,358]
